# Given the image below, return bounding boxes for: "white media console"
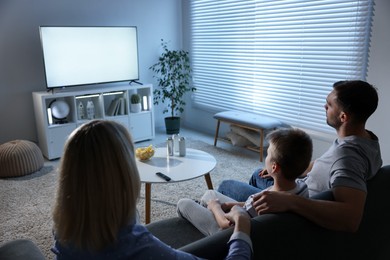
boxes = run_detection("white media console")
[32,84,155,160]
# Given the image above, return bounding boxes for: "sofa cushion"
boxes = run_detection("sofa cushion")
[214,111,284,130]
[225,131,253,147]
[145,216,205,249]
[0,239,45,260]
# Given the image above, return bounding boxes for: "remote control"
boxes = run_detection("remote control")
[156,172,171,181]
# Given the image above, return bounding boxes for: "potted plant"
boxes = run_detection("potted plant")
[130,93,142,113]
[149,39,196,134]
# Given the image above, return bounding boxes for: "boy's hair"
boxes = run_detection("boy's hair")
[53,120,140,251]
[333,80,378,123]
[266,128,312,180]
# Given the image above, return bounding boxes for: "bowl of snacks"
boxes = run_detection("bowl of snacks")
[135,145,155,161]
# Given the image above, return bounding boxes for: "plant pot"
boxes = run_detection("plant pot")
[130,103,142,113]
[165,117,180,134]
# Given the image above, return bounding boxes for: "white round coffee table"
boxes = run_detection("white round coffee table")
[136,147,216,224]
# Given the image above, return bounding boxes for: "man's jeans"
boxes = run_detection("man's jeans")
[217,167,275,201]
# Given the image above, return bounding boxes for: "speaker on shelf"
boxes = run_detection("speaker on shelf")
[48,99,70,124]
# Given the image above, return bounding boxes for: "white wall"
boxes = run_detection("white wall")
[182,0,390,165]
[1,0,388,165]
[0,0,181,144]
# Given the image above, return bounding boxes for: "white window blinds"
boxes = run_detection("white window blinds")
[190,0,374,133]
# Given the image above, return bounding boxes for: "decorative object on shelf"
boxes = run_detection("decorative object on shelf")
[142,95,150,111]
[49,99,69,124]
[77,101,85,120]
[86,100,95,120]
[149,39,196,134]
[135,145,155,161]
[107,97,125,116]
[130,93,142,113]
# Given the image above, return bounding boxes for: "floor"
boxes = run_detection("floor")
[136,126,259,160]
[135,126,214,148]
[45,125,259,166]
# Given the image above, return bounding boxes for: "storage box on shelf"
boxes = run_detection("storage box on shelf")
[32,84,155,160]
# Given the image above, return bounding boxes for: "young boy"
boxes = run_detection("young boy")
[177,127,313,235]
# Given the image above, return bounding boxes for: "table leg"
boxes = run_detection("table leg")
[145,183,151,224]
[214,120,221,146]
[204,173,213,189]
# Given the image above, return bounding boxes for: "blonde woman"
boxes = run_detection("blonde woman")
[52,120,252,260]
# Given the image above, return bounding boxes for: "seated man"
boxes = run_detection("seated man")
[177,128,312,235]
[218,80,382,232]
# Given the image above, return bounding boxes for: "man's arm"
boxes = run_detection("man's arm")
[252,186,366,232]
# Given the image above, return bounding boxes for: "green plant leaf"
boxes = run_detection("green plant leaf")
[149,39,196,117]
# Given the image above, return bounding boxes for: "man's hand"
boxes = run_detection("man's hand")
[252,190,292,214]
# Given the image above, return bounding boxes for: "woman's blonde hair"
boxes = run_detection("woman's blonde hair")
[53,120,140,251]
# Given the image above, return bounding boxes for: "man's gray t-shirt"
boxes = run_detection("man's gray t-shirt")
[304,130,382,197]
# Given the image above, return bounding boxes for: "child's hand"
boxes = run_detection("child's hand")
[225,205,250,222]
[225,205,251,235]
[221,202,243,212]
[207,199,222,211]
[259,169,271,179]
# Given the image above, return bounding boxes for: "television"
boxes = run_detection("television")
[39,26,140,89]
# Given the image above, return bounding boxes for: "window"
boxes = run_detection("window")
[190,0,374,133]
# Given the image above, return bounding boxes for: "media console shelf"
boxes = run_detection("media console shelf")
[33,84,155,160]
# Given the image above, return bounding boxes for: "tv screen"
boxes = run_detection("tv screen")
[39,26,139,89]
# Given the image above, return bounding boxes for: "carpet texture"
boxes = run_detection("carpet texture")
[0,139,262,259]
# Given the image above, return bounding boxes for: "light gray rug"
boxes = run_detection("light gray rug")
[0,139,262,259]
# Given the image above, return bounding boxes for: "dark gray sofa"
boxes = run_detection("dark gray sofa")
[146,165,390,260]
[1,166,389,259]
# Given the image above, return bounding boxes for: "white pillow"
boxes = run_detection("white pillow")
[226,131,253,147]
[230,125,271,147]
